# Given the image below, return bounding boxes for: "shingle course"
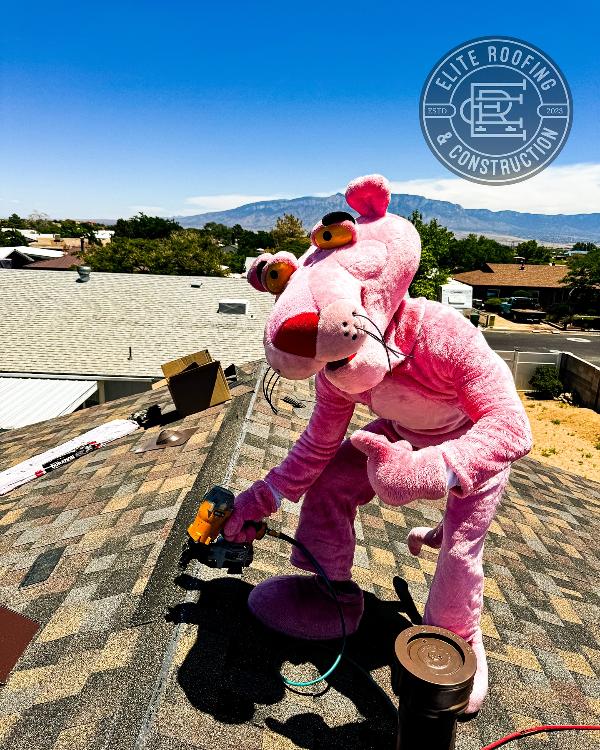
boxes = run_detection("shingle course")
[0,365,598,748]
[0,269,273,377]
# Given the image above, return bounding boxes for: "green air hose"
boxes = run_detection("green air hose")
[266,529,347,689]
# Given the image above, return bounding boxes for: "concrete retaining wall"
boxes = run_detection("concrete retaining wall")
[559,352,600,411]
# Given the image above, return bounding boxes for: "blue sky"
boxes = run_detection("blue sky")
[1,0,599,219]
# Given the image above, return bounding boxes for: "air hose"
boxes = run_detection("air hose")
[480,725,600,749]
[263,530,600,749]
[265,528,346,688]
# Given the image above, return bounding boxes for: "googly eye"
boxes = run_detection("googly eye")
[313,223,355,250]
[264,260,295,295]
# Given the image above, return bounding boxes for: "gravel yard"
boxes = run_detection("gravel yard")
[521,392,600,482]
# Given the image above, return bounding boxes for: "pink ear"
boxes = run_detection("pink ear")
[345,174,390,219]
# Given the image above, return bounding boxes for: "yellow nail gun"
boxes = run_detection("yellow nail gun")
[180,485,267,574]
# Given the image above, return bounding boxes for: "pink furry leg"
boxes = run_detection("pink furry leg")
[407,521,443,556]
[248,419,399,639]
[423,467,510,715]
[291,418,400,579]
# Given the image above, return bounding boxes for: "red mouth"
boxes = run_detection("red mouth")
[326,353,357,371]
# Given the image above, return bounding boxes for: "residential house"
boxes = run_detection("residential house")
[0,362,597,748]
[0,246,65,270]
[0,269,273,428]
[452,263,569,308]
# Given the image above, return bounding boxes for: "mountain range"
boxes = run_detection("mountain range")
[176,193,600,244]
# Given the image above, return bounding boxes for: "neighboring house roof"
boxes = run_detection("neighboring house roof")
[0,377,97,429]
[0,366,598,748]
[453,263,570,288]
[0,246,64,260]
[0,269,274,378]
[24,253,81,270]
[0,246,33,260]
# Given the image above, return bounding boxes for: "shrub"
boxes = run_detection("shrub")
[529,365,563,399]
[547,303,570,322]
[484,297,504,312]
[573,315,600,330]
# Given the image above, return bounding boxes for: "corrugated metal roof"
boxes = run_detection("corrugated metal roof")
[0,378,98,430]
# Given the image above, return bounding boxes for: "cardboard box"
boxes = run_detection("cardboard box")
[161,350,231,416]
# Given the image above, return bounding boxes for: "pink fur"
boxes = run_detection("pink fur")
[225,174,533,714]
[350,432,448,505]
[345,173,391,218]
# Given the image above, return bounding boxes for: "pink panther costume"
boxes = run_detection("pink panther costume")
[224,175,532,714]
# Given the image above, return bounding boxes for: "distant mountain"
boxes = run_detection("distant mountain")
[176,193,600,244]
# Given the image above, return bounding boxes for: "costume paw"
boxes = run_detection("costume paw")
[223,480,278,543]
[351,431,447,506]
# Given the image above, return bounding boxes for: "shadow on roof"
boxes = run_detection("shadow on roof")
[169,575,428,748]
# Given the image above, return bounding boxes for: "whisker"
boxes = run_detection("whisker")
[354,312,413,359]
[267,374,281,414]
[355,328,403,358]
[264,368,278,407]
[262,366,273,403]
[354,324,392,374]
[352,313,387,344]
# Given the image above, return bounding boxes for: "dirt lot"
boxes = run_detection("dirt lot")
[521,393,600,482]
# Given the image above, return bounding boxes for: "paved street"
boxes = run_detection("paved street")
[483,330,600,364]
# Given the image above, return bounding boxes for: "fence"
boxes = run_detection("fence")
[494,349,600,412]
[495,350,562,391]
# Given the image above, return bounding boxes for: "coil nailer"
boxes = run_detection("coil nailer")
[179,485,266,574]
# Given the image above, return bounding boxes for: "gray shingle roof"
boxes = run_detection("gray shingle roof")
[0,269,274,378]
[0,370,598,749]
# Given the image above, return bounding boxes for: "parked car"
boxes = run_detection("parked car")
[500,297,541,317]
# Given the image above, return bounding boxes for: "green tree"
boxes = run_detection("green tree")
[565,244,600,312]
[3,213,25,229]
[202,222,235,245]
[113,213,181,240]
[571,242,597,254]
[0,228,31,246]
[81,230,225,276]
[272,214,307,249]
[440,233,514,272]
[407,211,451,299]
[159,230,225,275]
[515,239,552,264]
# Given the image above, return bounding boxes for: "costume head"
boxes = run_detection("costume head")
[248,174,421,394]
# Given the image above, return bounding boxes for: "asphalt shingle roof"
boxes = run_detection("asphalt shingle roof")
[453,263,569,289]
[0,363,598,749]
[24,255,81,270]
[0,270,274,378]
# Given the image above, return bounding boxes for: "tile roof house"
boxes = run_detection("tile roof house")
[453,263,570,307]
[0,363,598,750]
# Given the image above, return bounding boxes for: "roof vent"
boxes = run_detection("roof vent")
[77,265,91,283]
[218,298,248,315]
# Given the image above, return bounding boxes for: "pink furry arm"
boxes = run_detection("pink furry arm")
[439,323,533,498]
[265,372,355,501]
